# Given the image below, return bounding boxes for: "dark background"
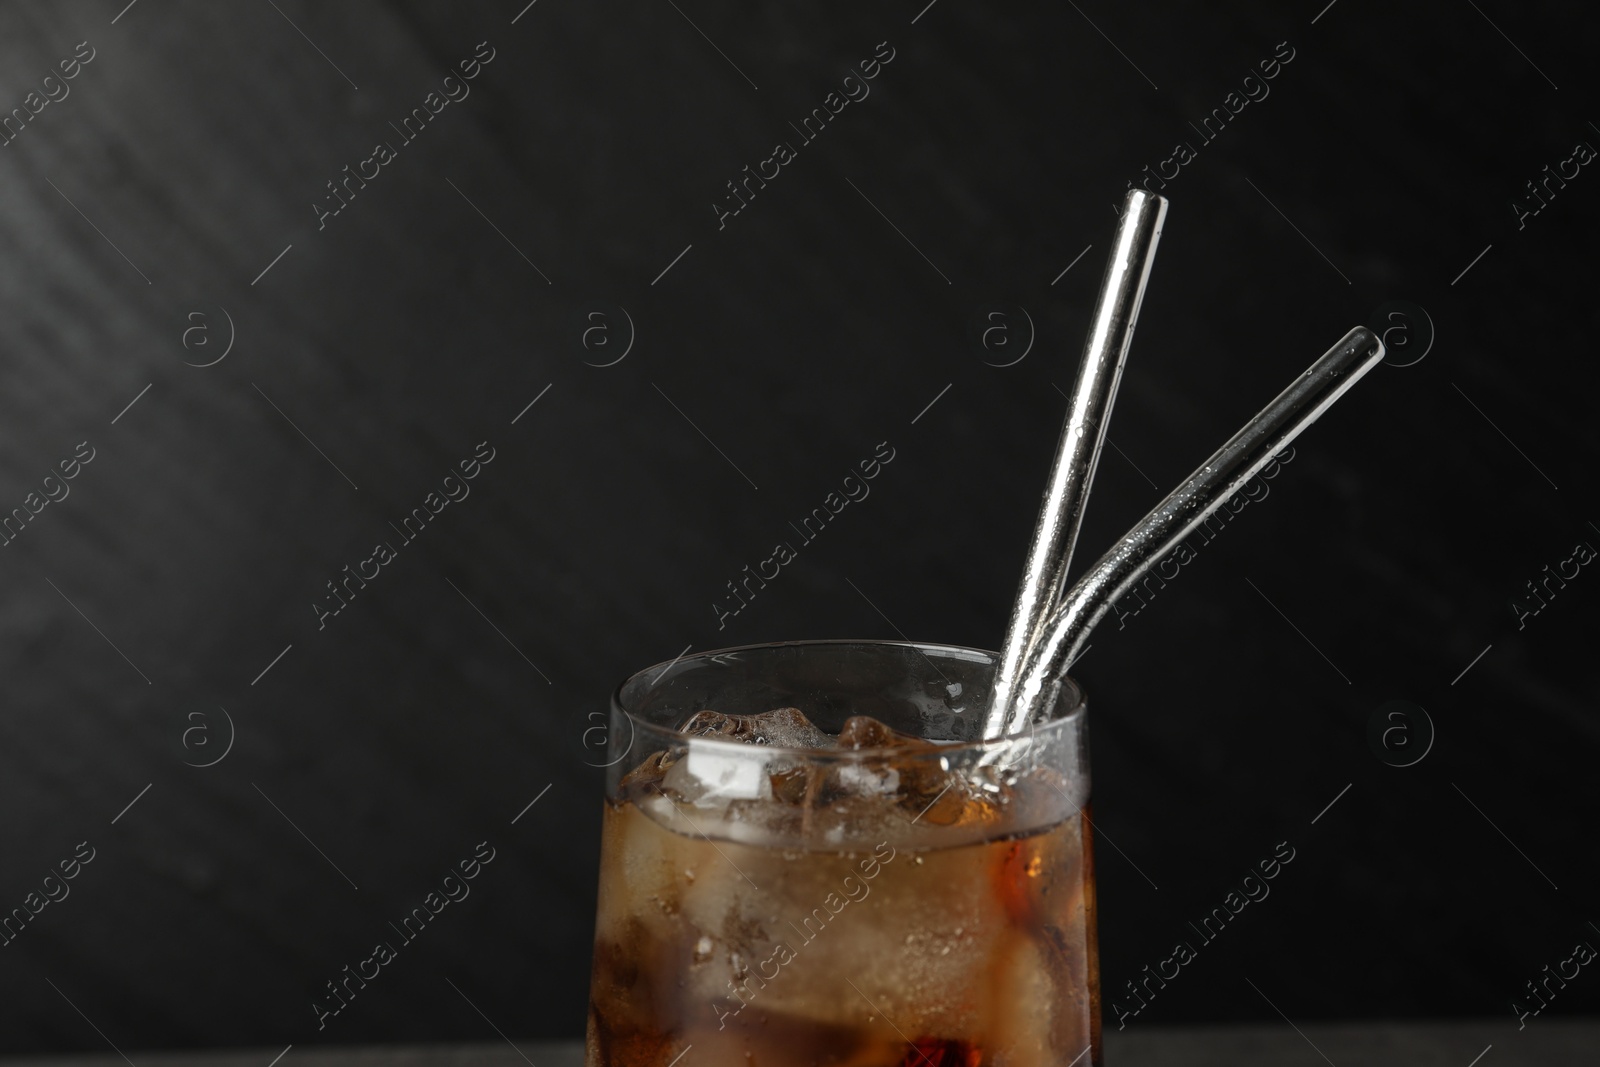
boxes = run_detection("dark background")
[1,0,1596,1053]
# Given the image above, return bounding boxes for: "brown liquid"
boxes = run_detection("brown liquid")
[586,798,1099,1066]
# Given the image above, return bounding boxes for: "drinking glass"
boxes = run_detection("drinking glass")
[585,639,1098,1066]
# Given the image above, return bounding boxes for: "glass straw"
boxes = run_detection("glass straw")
[998,325,1386,733]
[985,189,1168,739]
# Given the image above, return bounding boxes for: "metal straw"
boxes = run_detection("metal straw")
[998,325,1386,733]
[985,189,1168,739]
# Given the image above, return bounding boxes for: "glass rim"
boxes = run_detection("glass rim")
[610,637,1086,760]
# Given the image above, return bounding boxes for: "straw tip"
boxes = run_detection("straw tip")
[1342,324,1385,361]
[1122,187,1170,211]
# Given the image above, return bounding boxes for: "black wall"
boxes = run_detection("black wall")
[1,0,1596,1052]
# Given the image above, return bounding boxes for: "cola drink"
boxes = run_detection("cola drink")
[586,641,1098,1067]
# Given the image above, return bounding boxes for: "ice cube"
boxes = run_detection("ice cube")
[768,765,817,805]
[819,715,927,801]
[617,748,678,801]
[679,706,832,748]
[836,714,920,750]
[658,707,832,805]
[666,744,770,802]
[828,715,1002,829]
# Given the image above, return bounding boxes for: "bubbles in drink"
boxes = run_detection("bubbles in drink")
[587,706,1098,1066]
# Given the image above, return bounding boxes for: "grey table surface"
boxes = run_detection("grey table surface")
[2,1022,1594,1067]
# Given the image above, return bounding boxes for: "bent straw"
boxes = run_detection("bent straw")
[985,190,1168,739]
[1001,325,1386,733]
